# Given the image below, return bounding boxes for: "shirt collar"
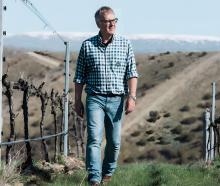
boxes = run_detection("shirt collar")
[98,32,115,46]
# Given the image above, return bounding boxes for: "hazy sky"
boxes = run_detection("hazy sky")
[4,0,220,37]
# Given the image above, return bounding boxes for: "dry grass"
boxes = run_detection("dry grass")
[0,145,25,185]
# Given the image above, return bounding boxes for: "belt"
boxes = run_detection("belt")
[89,93,124,97]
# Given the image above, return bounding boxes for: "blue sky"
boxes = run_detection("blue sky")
[4,0,220,37]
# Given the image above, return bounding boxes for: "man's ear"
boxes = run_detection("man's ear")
[96,20,101,28]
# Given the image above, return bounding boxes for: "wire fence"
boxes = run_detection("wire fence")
[0,131,67,146]
[0,0,76,167]
[1,74,86,166]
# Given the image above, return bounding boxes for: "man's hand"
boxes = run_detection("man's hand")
[125,97,136,115]
[75,100,84,118]
[74,83,84,117]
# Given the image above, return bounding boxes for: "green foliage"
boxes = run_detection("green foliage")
[57,155,65,165]
[41,162,220,186]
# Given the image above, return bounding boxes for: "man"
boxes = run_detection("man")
[74,6,138,186]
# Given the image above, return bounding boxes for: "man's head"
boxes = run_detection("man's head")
[95,6,118,36]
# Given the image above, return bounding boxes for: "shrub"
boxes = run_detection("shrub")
[163,112,171,117]
[145,130,154,135]
[180,117,197,125]
[179,105,190,112]
[187,52,195,57]
[156,137,170,145]
[160,51,170,56]
[202,93,211,100]
[197,102,211,109]
[174,133,192,143]
[147,111,160,123]
[216,92,220,100]
[190,141,201,148]
[148,56,155,60]
[131,131,141,137]
[164,62,174,69]
[139,83,155,91]
[147,136,155,142]
[159,149,177,160]
[191,125,203,132]
[136,139,146,146]
[147,118,157,123]
[123,157,135,163]
[171,126,182,134]
[146,149,158,160]
[197,51,207,57]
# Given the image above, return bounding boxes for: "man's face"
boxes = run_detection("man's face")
[97,11,117,36]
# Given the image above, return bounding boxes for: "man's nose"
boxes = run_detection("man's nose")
[109,21,115,26]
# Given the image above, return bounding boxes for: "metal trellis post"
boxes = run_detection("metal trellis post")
[0,0,4,161]
[63,41,70,156]
[211,82,216,160]
[204,109,210,162]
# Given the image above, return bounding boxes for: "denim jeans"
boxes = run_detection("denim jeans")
[86,94,124,183]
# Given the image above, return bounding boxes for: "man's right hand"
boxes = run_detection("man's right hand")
[75,100,84,118]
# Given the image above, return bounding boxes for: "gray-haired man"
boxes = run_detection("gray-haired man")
[74,6,138,186]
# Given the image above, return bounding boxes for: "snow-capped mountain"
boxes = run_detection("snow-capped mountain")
[4,32,220,53]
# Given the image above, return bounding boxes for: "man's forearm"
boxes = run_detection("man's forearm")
[128,77,137,96]
[75,83,84,101]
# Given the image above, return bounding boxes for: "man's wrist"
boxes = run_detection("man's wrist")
[128,94,137,102]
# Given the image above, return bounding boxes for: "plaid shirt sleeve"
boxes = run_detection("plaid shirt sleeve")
[74,42,86,84]
[126,41,138,80]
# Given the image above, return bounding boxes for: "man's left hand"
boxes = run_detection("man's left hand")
[125,97,136,115]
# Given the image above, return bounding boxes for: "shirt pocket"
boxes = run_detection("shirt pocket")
[111,56,127,75]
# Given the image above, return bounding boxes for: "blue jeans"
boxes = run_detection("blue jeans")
[86,94,124,183]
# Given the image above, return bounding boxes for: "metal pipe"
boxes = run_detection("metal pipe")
[211,82,216,160]
[63,41,70,156]
[204,109,210,162]
[0,0,4,161]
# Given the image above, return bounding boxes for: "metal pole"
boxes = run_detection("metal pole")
[204,109,210,162]
[211,82,216,160]
[63,41,70,156]
[0,0,4,161]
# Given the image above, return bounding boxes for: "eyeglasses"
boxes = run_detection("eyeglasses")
[100,18,118,25]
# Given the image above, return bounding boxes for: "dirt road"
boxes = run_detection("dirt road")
[123,52,220,134]
[27,52,62,68]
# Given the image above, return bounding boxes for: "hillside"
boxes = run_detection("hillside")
[120,51,220,164]
[2,48,220,164]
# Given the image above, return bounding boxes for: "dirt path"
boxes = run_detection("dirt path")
[122,52,220,134]
[26,52,62,68]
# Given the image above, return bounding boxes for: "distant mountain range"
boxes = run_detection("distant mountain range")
[4,32,220,53]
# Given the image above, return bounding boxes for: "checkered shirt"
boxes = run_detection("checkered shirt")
[73,34,138,95]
